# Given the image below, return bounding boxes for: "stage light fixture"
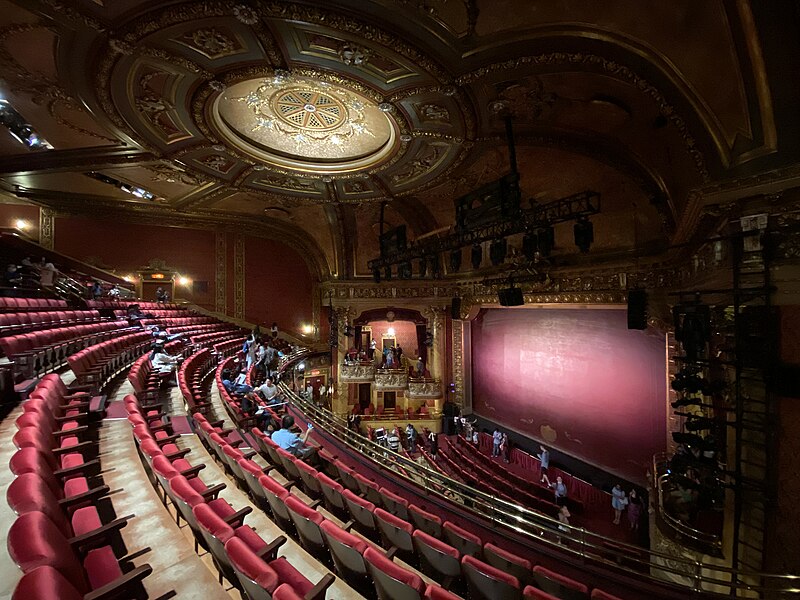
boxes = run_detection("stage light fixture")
[450,248,462,272]
[471,244,482,270]
[574,216,594,253]
[489,238,507,266]
[372,266,381,283]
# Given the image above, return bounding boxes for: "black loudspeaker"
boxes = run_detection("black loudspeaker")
[498,287,524,306]
[772,364,800,398]
[627,290,648,329]
[451,297,462,320]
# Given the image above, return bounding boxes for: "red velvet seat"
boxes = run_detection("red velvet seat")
[342,488,379,541]
[523,586,561,600]
[379,486,410,520]
[412,529,462,586]
[374,507,415,564]
[319,520,376,595]
[484,542,534,587]
[284,495,328,562]
[425,584,463,600]
[590,589,625,600]
[531,566,590,599]
[224,536,334,600]
[317,471,348,519]
[8,511,151,598]
[409,503,443,538]
[354,472,383,505]
[333,460,361,492]
[295,459,323,498]
[258,474,295,534]
[443,521,483,558]
[364,546,426,600]
[462,554,522,600]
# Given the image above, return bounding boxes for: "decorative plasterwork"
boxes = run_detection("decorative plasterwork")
[39,207,54,250]
[451,319,465,407]
[340,364,375,382]
[215,229,227,312]
[408,380,443,399]
[375,372,408,389]
[233,233,245,319]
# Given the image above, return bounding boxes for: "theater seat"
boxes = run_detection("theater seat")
[258,474,295,534]
[284,495,328,562]
[443,521,483,558]
[319,520,374,597]
[409,504,443,538]
[364,546,426,600]
[412,530,462,586]
[425,584,463,600]
[532,566,590,600]
[483,542,534,587]
[523,586,561,600]
[462,554,522,600]
[590,590,625,600]
[374,507,415,564]
[317,472,348,520]
[342,488,379,541]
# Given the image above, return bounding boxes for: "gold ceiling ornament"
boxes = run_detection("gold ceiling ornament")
[213,74,397,173]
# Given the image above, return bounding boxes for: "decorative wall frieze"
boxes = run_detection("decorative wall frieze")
[39,207,54,250]
[233,233,246,319]
[451,319,465,407]
[408,380,443,399]
[340,364,375,382]
[374,371,408,389]
[215,229,227,313]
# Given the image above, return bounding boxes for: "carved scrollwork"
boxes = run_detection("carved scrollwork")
[408,381,443,398]
[375,371,408,389]
[340,364,376,382]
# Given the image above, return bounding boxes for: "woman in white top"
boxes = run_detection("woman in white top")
[150,343,180,383]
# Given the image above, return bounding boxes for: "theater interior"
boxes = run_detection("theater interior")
[1,1,799,598]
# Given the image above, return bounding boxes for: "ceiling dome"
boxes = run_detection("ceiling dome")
[212,75,396,173]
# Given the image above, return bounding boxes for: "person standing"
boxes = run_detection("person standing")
[428,430,438,458]
[544,474,568,506]
[627,488,643,530]
[500,432,510,463]
[39,260,57,289]
[406,423,418,453]
[611,483,628,525]
[492,429,502,457]
[538,445,550,482]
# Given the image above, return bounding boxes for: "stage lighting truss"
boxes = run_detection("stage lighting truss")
[368,189,599,274]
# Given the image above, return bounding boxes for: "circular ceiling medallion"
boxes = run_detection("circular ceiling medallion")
[272,89,346,131]
[212,75,397,174]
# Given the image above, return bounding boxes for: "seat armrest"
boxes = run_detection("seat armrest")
[200,483,227,500]
[305,573,335,600]
[54,458,100,478]
[59,485,111,509]
[83,564,153,600]
[256,535,287,561]
[69,515,134,552]
[221,506,252,526]
[164,447,191,460]
[180,464,206,478]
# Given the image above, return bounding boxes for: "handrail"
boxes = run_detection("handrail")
[277,358,800,598]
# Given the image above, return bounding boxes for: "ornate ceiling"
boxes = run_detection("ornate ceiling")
[0,0,796,280]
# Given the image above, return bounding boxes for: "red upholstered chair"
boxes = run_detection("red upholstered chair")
[238,457,274,511]
[354,472,383,505]
[364,546,426,600]
[258,474,296,534]
[276,447,303,484]
[409,504,443,538]
[284,495,328,562]
[6,472,114,540]
[532,566,590,600]
[224,536,334,600]
[319,520,375,596]
[8,511,151,599]
[483,542,534,587]
[590,589,625,600]
[523,586,561,600]
[374,507,416,564]
[317,472,348,520]
[294,459,323,499]
[379,486,410,520]
[443,521,483,558]
[462,554,522,600]
[412,530,462,587]
[425,584,463,600]
[342,488,379,541]
[333,460,361,493]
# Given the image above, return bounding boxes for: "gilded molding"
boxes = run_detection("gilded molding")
[451,319,464,407]
[215,229,227,313]
[39,207,55,250]
[233,233,246,319]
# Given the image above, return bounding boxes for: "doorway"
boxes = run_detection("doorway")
[358,383,372,411]
[382,391,396,410]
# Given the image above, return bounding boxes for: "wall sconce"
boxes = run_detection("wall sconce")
[387,327,396,336]
[14,219,29,231]
[301,324,314,335]
[177,276,190,286]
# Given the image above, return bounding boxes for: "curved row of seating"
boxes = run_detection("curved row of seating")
[189,328,242,347]
[128,340,186,405]
[213,336,246,358]
[67,331,152,391]
[86,300,180,310]
[7,375,153,598]
[178,348,215,415]
[139,316,215,329]
[0,296,67,311]
[126,396,334,599]
[0,309,106,335]
[1,321,135,378]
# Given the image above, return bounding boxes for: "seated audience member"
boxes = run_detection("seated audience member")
[543,474,568,506]
[223,369,253,395]
[107,284,121,298]
[255,378,279,402]
[90,281,103,299]
[38,260,57,289]
[4,264,23,287]
[271,415,316,461]
[150,342,181,383]
[155,286,168,303]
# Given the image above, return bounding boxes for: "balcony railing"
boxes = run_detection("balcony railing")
[374,369,407,389]
[277,352,800,599]
[408,379,442,399]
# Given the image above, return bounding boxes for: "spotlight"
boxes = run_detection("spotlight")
[14,219,28,230]
[177,276,190,286]
[384,265,392,281]
[450,248,462,272]
[372,267,381,283]
[574,216,593,253]
[489,238,507,266]
[471,244,482,269]
[418,257,428,278]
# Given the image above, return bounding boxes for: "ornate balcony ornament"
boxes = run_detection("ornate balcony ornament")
[408,380,442,399]
[375,371,408,389]
[340,363,375,382]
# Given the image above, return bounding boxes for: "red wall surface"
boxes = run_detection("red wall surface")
[0,201,40,241]
[471,307,667,482]
[243,235,313,336]
[366,320,419,358]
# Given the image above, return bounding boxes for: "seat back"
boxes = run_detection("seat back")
[12,565,85,600]
[284,495,326,558]
[342,488,378,539]
[374,507,414,558]
[462,554,522,600]
[443,521,483,557]
[364,547,425,600]
[531,566,590,600]
[409,504,442,538]
[225,536,280,600]
[484,542,534,587]
[412,530,461,582]
[319,520,370,585]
